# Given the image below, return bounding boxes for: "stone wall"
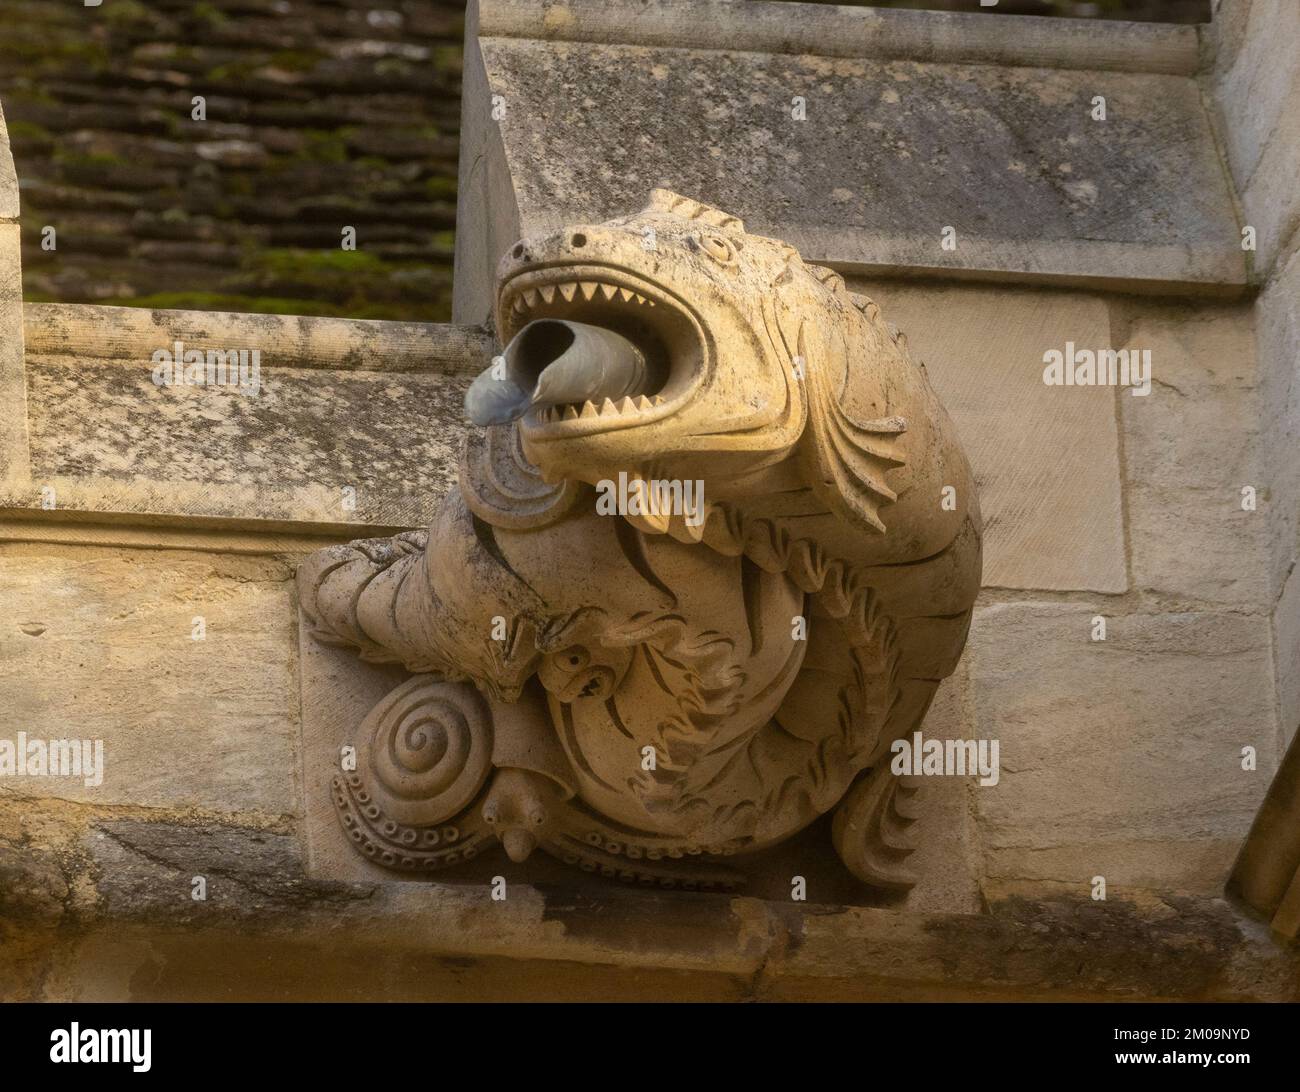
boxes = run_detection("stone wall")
[1,0,1297,1000]
[1209,0,1300,937]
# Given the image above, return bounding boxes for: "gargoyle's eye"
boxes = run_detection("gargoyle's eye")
[699,233,736,265]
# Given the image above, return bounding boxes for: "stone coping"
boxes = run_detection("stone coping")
[473,0,1202,76]
[454,1,1247,316]
[22,303,491,374]
[3,304,490,532]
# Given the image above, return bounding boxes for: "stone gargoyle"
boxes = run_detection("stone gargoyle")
[298,189,980,892]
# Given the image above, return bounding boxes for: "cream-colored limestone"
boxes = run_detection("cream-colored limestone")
[1119,305,1268,607]
[0,102,28,490]
[1254,244,1300,599]
[0,543,298,814]
[895,671,983,915]
[1276,564,1300,748]
[853,281,1125,593]
[969,602,1277,895]
[2,0,1297,1000]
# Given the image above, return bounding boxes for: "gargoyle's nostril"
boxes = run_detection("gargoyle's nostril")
[511,243,526,260]
[571,233,587,248]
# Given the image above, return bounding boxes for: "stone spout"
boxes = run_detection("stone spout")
[464,318,647,426]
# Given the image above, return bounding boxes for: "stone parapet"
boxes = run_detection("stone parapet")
[453,0,1247,325]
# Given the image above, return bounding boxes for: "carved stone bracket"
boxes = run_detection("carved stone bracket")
[298,190,981,891]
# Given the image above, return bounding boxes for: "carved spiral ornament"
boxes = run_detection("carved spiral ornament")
[358,676,493,827]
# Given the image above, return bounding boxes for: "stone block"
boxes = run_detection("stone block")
[897,670,983,915]
[454,0,1245,323]
[969,602,1277,895]
[10,306,492,529]
[1255,244,1300,597]
[0,544,298,815]
[854,282,1125,593]
[1211,0,1300,276]
[1119,305,1269,607]
[0,100,17,221]
[1276,563,1300,748]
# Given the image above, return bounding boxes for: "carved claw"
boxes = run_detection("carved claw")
[297,530,430,664]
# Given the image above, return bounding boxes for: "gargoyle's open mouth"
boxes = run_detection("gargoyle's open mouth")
[472,264,706,438]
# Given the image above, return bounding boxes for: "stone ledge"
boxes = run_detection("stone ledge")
[4,813,1295,1000]
[5,304,491,530]
[453,0,1245,322]
[475,0,1202,75]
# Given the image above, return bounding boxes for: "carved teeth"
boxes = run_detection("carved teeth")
[600,398,617,416]
[635,395,651,410]
[516,280,657,312]
[617,396,635,414]
[652,394,665,405]
[580,400,598,418]
[563,404,579,421]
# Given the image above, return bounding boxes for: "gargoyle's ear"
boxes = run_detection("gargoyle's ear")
[643,188,744,232]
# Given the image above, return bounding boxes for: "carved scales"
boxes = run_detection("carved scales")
[298,190,981,891]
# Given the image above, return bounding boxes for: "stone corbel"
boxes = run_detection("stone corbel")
[298,190,981,891]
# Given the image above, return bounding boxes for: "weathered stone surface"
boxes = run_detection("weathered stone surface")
[23,303,492,373]
[854,281,1125,592]
[896,672,983,915]
[4,0,1296,1004]
[454,0,1244,324]
[1277,563,1300,748]
[0,544,297,814]
[0,297,26,489]
[1255,244,1300,599]
[8,305,490,527]
[22,888,1300,1002]
[969,602,1277,894]
[87,819,372,925]
[0,840,68,921]
[24,356,467,526]
[0,100,17,220]
[1119,305,1269,607]
[783,894,1295,1001]
[475,0,1202,74]
[1211,0,1300,277]
[0,151,27,487]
